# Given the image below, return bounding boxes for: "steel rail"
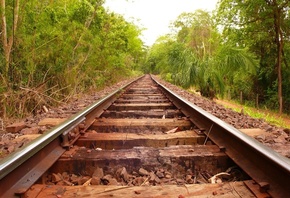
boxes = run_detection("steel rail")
[152,75,290,197]
[0,75,143,197]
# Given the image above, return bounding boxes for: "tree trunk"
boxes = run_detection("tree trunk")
[1,0,9,77]
[256,94,259,109]
[0,0,20,82]
[272,1,283,114]
[1,0,20,118]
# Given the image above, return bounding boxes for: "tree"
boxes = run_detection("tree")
[0,0,20,84]
[146,10,258,99]
[217,0,290,113]
[0,0,145,118]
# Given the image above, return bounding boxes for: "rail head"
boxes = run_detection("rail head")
[0,75,144,180]
[151,75,290,197]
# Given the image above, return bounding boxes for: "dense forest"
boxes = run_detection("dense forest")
[0,0,145,118]
[1,0,290,118]
[145,0,290,114]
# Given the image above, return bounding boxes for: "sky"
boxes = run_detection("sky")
[104,0,219,46]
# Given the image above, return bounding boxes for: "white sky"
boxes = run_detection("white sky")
[104,0,219,46]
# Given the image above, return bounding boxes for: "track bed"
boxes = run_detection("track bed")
[32,76,254,197]
[1,75,289,197]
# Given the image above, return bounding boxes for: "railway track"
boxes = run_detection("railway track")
[0,74,290,197]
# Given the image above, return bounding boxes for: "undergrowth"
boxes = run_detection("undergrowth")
[219,100,290,129]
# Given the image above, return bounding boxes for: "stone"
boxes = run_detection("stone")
[7,145,15,153]
[149,172,156,182]
[38,118,66,127]
[283,128,290,135]
[135,190,141,195]
[78,176,91,185]
[186,175,194,184]
[133,177,145,186]
[274,136,286,143]
[139,168,150,176]
[165,172,172,179]
[62,172,69,181]
[6,122,26,133]
[266,126,273,132]
[91,176,101,185]
[176,178,185,185]
[63,179,73,186]
[52,173,62,183]
[102,174,118,185]
[265,136,275,144]
[21,127,39,135]
[153,174,161,184]
[272,131,281,136]
[108,178,119,185]
[92,167,104,178]
[120,167,130,182]
[70,174,80,184]
[255,135,266,142]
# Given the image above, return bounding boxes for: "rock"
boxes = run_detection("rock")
[102,174,119,185]
[91,176,101,185]
[165,172,172,179]
[139,168,150,176]
[21,127,39,135]
[186,175,194,184]
[274,136,286,143]
[169,180,177,185]
[132,171,139,176]
[70,174,80,184]
[108,178,119,185]
[255,135,266,142]
[7,145,15,153]
[155,170,164,178]
[39,126,47,134]
[132,177,145,186]
[62,172,69,181]
[82,178,92,186]
[56,181,66,186]
[63,179,73,186]
[266,126,273,132]
[52,173,62,183]
[120,167,130,182]
[92,167,104,178]
[38,118,66,127]
[149,172,156,182]
[153,174,161,184]
[134,190,141,195]
[78,176,91,185]
[283,128,290,135]
[176,178,185,185]
[265,136,275,144]
[272,131,281,136]
[6,122,26,133]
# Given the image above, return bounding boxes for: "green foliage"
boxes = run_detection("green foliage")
[217,0,290,113]
[146,10,258,100]
[145,0,290,114]
[0,0,145,117]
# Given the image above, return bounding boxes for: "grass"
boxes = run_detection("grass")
[216,99,290,129]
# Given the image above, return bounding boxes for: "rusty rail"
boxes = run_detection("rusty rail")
[0,76,143,197]
[152,75,290,198]
[1,74,290,197]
